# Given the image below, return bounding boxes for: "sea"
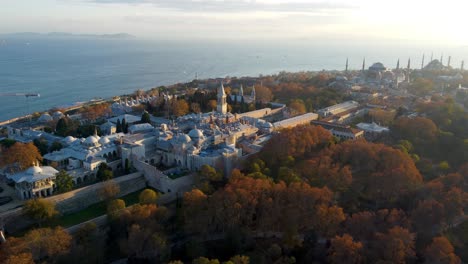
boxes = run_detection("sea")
[0,36,467,122]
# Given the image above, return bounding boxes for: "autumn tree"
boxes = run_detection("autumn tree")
[55,170,74,193]
[0,142,42,172]
[171,99,190,117]
[289,99,306,115]
[372,226,416,264]
[1,227,72,263]
[424,236,461,264]
[99,180,120,202]
[254,85,273,103]
[23,198,58,226]
[208,100,217,111]
[139,189,159,205]
[107,199,126,218]
[328,234,363,264]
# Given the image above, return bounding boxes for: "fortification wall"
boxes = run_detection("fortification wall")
[0,172,146,234]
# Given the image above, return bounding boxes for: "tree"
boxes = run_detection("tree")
[373,226,416,264]
[172,99,190,116]
[193,257,221,264]
[55,117,71,136]
[116,119,122,133]
[328,234,363,264]
[0,142,43,172]
[424,236,461,264]
[227,255,250,264]
[50,141,63,152]
[33,138,49,156]
[25,227,72,261]
[107,199,126,218]
[289,99,306,115]
[191,102,201,113]
[96,163,113,181]
[98,180,120,202]
[55,170,74,193]
[139,189,159,205]
[255,85,273,103]
[4,253,34,264]
[199,164,222,182]
[23,198,58,226]
[141,111,151,123]
[122,118,127,133]
[208,100,217,111]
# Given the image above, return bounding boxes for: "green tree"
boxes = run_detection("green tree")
[50,141,63,152]
[23,198,58,226]
[55,117,76,137]
[139,189,159,205]
[141,111,151,123]
[55,170,74,193]
[199,164,222,182]
[116,119,122,133]
[96,163,113,181]
[33,138,49,156]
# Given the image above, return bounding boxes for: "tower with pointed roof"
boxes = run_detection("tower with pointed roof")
[239,84,244,97]
[345,58,349,72]
[217,82,227,114]
[421,54,425,69]
[251,85,256,102]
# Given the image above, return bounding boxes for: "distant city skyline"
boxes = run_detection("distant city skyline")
[1,0,468,45]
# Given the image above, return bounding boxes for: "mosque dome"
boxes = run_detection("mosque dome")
[38,113,53,122]
[27,166,42,174]
[63,136,76,144]
[177,134,191,143]
[52,111,64,120]
[369,62,386,72]
[84,136,99,145]
[262,122,273,128]
[99,137,111,145]
[188,129,204,138]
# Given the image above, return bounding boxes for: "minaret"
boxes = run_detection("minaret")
[345,58,349,72]
[362,58,366,72]
[239,84,244,97]
[421,54,425,69]
[396,59,400,70]
[440,54,444,64]
[461,60,465,71]
[448,56,451,67]
[251,85,256,102]
[406,58,411,83]
[430,52,433,62]
[217,82,227,114]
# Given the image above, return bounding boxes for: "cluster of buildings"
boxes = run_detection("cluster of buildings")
[3,83,330,200]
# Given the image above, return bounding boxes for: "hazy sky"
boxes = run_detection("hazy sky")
[1,0,467,44]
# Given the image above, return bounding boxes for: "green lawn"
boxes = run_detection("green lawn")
[49,189,143,228]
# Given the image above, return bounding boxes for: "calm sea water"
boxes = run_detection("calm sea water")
[0,36,467,121]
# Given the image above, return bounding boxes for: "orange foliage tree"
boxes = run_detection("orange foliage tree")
[0,142,42,171]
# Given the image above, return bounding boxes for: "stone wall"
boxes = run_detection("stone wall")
[133,159,194,198]
[0,172,146,234]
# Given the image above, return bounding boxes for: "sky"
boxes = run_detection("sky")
[1,0,468,45]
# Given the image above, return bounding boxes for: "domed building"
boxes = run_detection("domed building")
[38,113,53,123]
[8,165,58,200]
